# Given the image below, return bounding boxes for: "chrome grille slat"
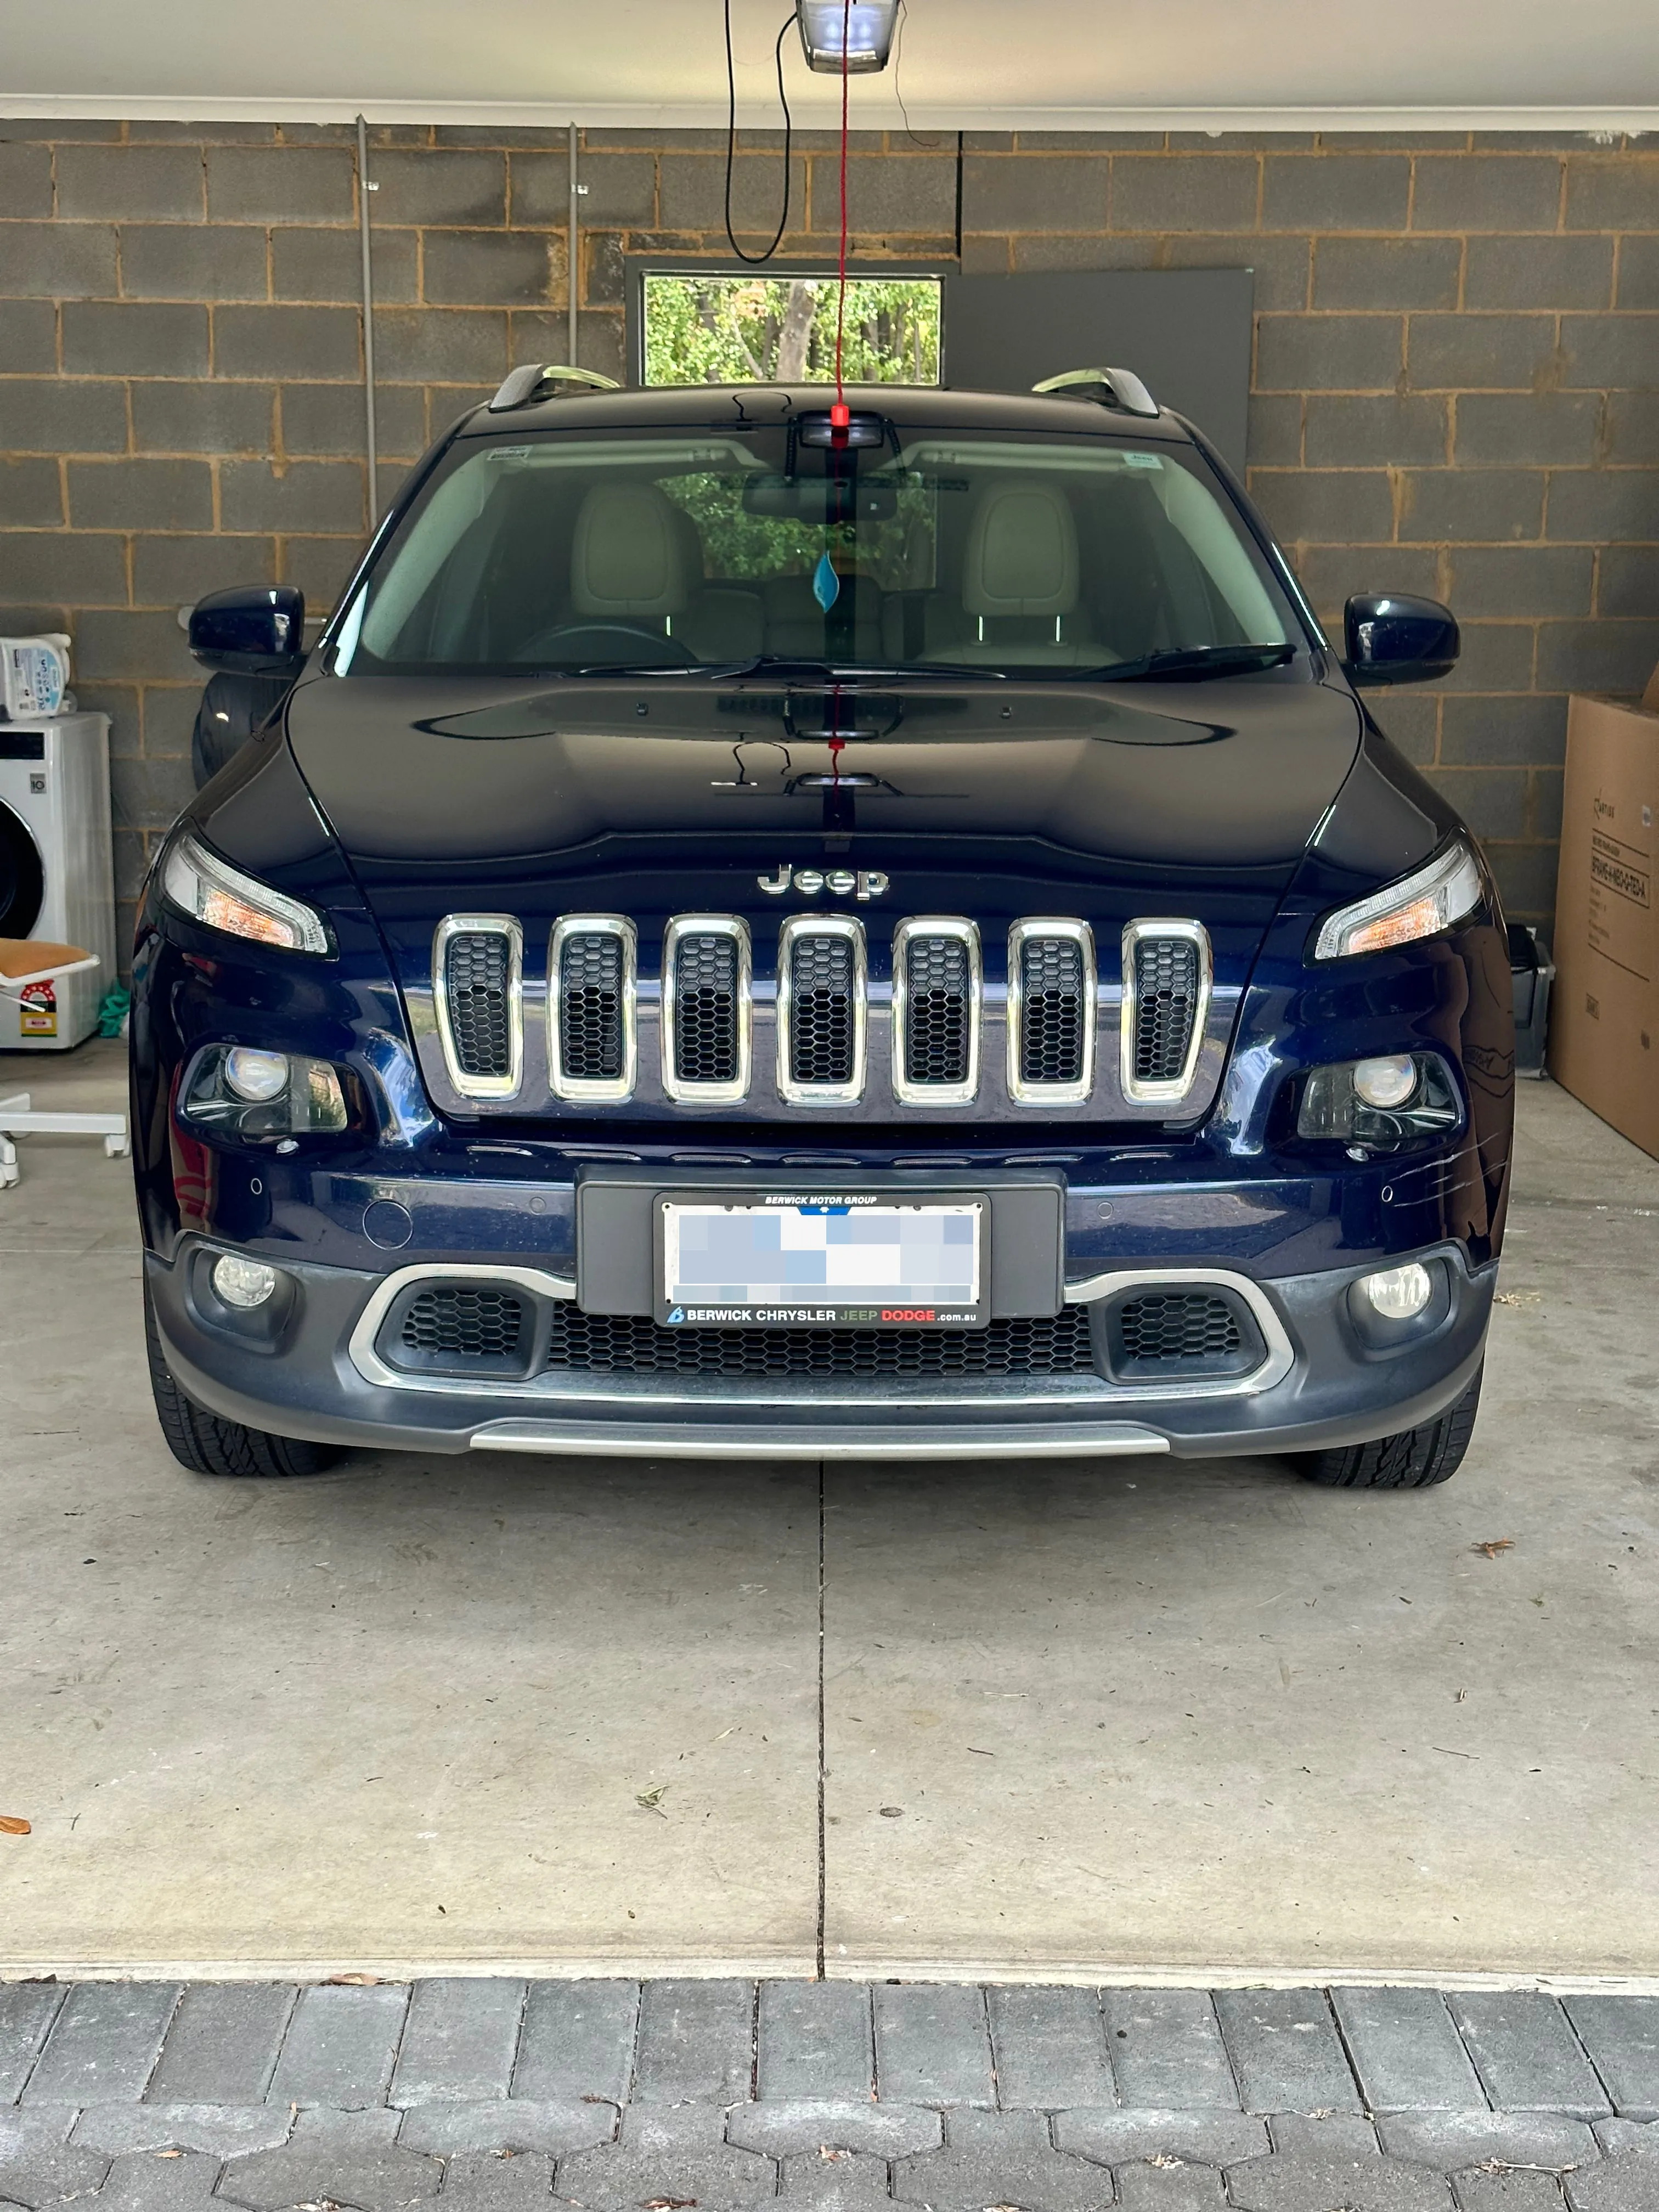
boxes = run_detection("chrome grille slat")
[778,915,866,1105]
[1008,919,1096,1105]
[893,918,981,1105]
[433,913,523,1101]
[662,915,752,1104]
[1120,919,1211,1107]
[549,915,637,1102]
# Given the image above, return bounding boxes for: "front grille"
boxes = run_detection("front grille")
[560,931,625,1082]
[1131,933,1202,1090]
[904,933,972,1089]
[1019,936,1086,1088]
[789,933,856,1087]
[545,1306,1097,1381]
[398,1285,528,1369]
[1117,1290,1242,1365]
[443,929,514,1083]
[673,932,741,1088]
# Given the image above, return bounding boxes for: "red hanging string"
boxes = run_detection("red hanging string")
[831,0,852,428]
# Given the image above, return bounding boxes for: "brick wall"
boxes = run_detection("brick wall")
[1,120,1656,953]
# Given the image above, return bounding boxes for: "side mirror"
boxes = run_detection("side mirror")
[188,585,307,676]
[1343,594,1459,687]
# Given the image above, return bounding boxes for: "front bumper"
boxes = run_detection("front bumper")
[147,1237,1495,1464]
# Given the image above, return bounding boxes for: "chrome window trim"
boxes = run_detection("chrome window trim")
[1007,919,1096,1107]
[432,913,524,1102]
[891,917,981,1107]
[776,913,867,1107]
[348,1261,575,1391]
[1063,1263,1294,1398]
[661,914,753,1105]
[548,915,637,1103]
[1119,917,1212,1107]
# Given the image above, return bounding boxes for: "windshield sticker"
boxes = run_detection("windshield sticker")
[812,552,842,612]
[1124,452,1164,469]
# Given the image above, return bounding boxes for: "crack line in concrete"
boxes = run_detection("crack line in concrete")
[816,1457,827,1981]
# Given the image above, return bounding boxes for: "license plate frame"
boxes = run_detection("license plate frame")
[654,1189,989,1328]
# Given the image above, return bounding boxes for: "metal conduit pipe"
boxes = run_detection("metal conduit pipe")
[356,114,380,528]
[568,121,579,370]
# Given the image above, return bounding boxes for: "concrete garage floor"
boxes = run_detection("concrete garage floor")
[0,1042,1656,1985]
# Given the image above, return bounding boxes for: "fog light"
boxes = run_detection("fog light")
[212,1252,279,1309]
[1353,1054,1418,1110]
[224,1046,290,1103]
[1362,1262,1433,1320]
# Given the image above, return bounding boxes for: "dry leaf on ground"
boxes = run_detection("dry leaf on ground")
[0,1816,30,1836]
[1472,1538,1515,1557]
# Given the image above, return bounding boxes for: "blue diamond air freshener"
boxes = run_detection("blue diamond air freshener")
[813,553,841,612]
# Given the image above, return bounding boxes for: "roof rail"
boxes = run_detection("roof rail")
[1032,365,1159,419]
[488,362,624,413]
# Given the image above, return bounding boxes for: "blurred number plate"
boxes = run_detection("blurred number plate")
[657,1193,986,1327]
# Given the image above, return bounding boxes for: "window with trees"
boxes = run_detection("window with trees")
[641,274,942,388]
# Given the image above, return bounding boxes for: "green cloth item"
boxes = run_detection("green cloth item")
[97,985,132,1037]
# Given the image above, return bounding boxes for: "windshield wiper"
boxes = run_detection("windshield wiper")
[1087,642,1297,683]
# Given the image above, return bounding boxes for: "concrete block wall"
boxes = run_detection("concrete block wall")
[1,120,1657,950]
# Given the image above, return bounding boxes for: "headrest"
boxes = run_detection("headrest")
[571,484,693,618]
[962,477,1079,619]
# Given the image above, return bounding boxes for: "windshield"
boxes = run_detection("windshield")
[335,418,1296,681]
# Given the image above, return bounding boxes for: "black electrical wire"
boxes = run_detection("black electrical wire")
[725,3,796,264]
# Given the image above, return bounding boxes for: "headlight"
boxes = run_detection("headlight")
[1313,839,1485,961]
[183,1045,351,1140]
[162,831,331,956]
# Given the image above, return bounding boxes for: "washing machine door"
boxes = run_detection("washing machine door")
[0,798,46,939]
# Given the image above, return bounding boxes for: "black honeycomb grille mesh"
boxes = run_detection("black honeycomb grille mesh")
[1019,936,1086,1087]
[904,935,971,1087]
[560,932,625,1083]
[789,934,856,1086]
[1116,1291,1242,1365]
[546,1306,1096,1380]
[444,930,512,1081]
[1132,935,1200,1086]
[674,933,740,1086]
[400,1287,526,1362]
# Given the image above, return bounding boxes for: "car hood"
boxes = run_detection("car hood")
[283,669,1362,875]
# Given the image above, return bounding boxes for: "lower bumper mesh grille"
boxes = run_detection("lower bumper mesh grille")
[545,1306,1097,1381]
[400,1286,527,1363]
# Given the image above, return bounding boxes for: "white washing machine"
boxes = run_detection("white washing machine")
[0,711,116,1052]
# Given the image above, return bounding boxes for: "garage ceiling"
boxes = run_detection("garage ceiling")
[4,0,1657,133]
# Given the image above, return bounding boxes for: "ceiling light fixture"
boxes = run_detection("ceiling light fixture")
[796,0,900,72]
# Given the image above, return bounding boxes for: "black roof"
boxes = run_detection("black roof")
[456,381,1194,445]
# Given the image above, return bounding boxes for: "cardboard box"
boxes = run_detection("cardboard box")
[1548,665,1659,1159]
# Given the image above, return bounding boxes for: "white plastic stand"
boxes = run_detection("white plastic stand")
[0,1090,129,1189]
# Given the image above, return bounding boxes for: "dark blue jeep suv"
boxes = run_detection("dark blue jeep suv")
[133,369,1512,1486]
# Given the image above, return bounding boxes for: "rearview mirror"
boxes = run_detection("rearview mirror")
[742,475,899,522]
[188,585,307,676]
[1343,594,1459,687]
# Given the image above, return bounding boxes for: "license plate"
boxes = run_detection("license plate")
[657,1193,988,1327]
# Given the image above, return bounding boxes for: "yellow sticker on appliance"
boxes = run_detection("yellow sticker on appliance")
[19,980,57,1037]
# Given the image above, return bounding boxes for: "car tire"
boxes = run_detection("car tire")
[1290,1365,1483,1491]
[144,1283,342,1478]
